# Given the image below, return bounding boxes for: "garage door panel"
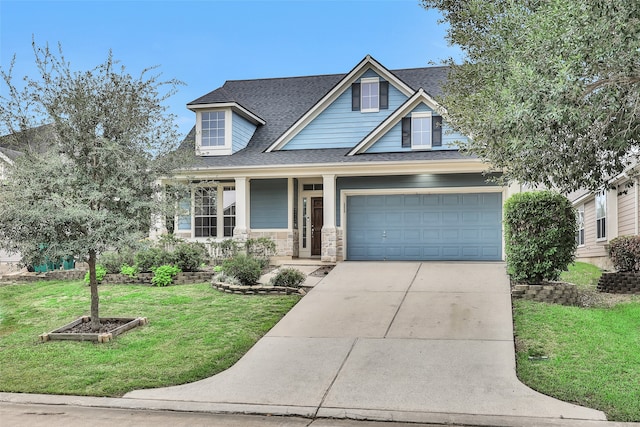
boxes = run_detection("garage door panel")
[347,193,502,261]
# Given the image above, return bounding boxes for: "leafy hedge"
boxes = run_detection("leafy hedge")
[608,235,640,272]
[504,191,576,283]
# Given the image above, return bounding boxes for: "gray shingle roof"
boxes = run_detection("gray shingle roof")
[183,64,472,169]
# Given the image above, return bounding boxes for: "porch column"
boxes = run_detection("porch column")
[322,174,337,262]
[234,177,249,242]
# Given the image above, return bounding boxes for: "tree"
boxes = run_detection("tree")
[0,42,188,330]
[421,0,640,193]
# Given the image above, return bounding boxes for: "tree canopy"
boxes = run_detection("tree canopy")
[0,42,189,329]
[421,0,640,193]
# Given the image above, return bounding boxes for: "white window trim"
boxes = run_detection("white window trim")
[577,204,585,247]
[595,191,607,241]
[360,77,380,113]
[176,183,236,239]
[195,109,232,156]
[411,111,433,150]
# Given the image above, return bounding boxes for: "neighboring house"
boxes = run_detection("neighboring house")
[570,171,640,269]
[162,55,521,262]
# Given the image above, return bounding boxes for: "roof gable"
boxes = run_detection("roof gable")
[265,55,414,152]
[347,88,444,156]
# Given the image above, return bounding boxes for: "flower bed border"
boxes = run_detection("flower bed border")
[39,316,148,343]
[212,282,306,295]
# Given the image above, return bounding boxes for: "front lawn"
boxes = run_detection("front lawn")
[514,262,640,421]
[0,280,300,397]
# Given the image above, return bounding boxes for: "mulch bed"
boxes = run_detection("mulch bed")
[65,318,133,334]
[310,265,335,277]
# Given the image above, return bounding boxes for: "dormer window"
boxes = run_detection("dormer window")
[401,112,443,150]
[196,109,232,155]
[202,111,225,147]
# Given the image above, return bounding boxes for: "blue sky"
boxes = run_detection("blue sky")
[0,0,462,138]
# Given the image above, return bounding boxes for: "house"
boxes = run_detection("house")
[161,55,521,262]
[570,171,640,269]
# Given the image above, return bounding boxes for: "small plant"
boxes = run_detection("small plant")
[213,265,223,273]
[608,235,640,272]
[213,272,242,286]
[120,264,138,278]
[84,264,107,284]
[245,237,276,268]
[222,254,262,286]
[151,265,181,287]
[269,267,306,288]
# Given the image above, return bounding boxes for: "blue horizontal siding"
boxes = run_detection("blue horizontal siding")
[366,103,469,153]
[232,112,257,154]
[282,70,409,150]
[250,179,288,229]
[335,173,498,226]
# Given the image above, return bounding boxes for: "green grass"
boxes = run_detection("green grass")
[0,280,300,397]
[559,261,603,289]
[514,262,640,421]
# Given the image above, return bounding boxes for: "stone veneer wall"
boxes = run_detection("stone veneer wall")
[597,272,640,294]
[249,231,295,257]
[511,283,579,306]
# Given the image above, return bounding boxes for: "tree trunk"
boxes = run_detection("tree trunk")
[88,249,100,331]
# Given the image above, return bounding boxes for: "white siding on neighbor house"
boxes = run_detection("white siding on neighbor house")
[617,182,637,237]
[281,70,408,150]
[576,197,608,259]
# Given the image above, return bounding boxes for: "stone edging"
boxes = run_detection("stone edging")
[212,282,306,295]
[511,282,579,306]
[597,271,640,294]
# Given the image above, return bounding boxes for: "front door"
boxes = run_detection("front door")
[311,197,323,256]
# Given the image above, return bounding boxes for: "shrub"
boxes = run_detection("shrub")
[504,191,577,283]
[608,235,640,272]
[173,241,209,272]
[135,247,174,272]
[222,254,262,286]
[245,237,276,269]
[213,272,242,286]
[120,264,138,278]
[151,264,181,287]
[98,249,135,274]
[84,264,107,284]
[269,267,306,288]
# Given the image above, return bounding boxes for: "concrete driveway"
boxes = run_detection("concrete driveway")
[124,262,607,425]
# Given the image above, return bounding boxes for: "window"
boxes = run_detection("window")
[596,191,606,240]
[360,78,379,112]
[201,111,225,147]
[576,205,585,246]
[402,113,443,149]
[183,184,236,238]
[351,79,388,112]
[411,112,432,148]
[223,186,236,237]
[194,188,217,237]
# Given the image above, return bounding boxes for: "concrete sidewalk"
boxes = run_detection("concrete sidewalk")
[121,261,607,425]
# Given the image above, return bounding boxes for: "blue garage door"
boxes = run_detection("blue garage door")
[346,193,502,261]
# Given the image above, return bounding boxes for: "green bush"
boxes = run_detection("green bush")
[173,241,208,272]
[120,264,138,278]
[98,249,135,274]
[608,235,640,272]
[504,191,577,283]
[269,267,306,288]
[135,247,174,272]
[245,237,276,269]
[222,254,262,286]
[84,264,107,284]
[151,265,181,287]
